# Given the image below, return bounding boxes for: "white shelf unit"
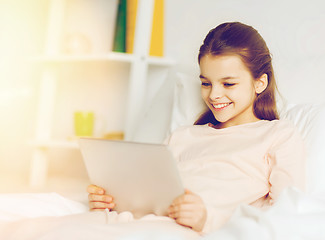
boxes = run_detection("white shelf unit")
[30,0,175,188]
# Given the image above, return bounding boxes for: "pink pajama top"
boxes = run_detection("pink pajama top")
[165,120,306,233]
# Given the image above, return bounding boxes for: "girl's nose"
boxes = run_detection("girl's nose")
[209,86,223,101]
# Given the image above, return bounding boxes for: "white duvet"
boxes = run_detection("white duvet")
[0,188,324,240]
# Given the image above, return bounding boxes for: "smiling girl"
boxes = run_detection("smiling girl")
[87,22,305,234]
[199,54,267,128]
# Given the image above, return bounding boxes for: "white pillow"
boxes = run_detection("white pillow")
[169,72,205,132]
[280,103,325,194]
[131,69,175,144]
[132,70,205,143]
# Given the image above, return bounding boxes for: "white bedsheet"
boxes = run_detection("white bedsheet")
[0,192,88,222]
[0,211,199,240]
[0,188,324,240]
[204,188,325,240]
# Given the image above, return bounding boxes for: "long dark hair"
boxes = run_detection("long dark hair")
[195,22,279,125]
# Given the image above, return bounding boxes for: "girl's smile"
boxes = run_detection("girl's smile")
[211,102,232,111]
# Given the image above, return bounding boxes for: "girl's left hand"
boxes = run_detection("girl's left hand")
[167,189,207,232]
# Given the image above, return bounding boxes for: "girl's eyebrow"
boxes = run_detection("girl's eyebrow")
[199,74,238,81]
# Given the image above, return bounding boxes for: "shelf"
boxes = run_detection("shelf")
[30,139,79,149]
[31,52,176,66]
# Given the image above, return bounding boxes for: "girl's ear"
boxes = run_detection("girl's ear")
[254,74,268,94]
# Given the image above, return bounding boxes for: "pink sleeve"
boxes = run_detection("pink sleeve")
[267,122,306,203]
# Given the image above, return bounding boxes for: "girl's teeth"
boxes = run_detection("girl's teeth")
[213,103,230,109]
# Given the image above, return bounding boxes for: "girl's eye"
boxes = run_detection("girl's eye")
[201,82,211,87]
[224,83,236,87]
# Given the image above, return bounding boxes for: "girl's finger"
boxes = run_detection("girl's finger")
[89,201,115,210]
[87,185,105,194]
[184,188,193,194]
[91,208,106,212]
[175,217,193,228]
[172,193,198,206]
[88,194,113,203]
[168,202,194,214]
[168,208,193,219]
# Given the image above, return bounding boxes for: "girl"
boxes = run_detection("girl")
[87,22,305,233]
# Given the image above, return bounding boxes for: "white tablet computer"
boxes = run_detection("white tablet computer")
[79,138,184,218]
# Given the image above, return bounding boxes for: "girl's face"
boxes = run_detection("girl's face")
[199,54,265,128]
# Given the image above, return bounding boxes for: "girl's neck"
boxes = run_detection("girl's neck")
[210,117,261,129]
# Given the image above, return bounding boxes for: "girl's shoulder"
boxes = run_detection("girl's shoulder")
[263,119,300,134]
[247,119,302,140]
[164,124,210,144]
[262,119,304,147]
[169,124,206,137]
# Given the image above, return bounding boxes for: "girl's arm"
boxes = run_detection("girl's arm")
[87,185,115,211]
[268,121,306,203]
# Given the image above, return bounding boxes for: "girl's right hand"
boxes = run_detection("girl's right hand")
[87,184,115,211]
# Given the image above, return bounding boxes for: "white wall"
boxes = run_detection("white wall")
[165,0,325,105]
[0,0,48,182]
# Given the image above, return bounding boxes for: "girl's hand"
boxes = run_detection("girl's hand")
[168,189,207,232]
[87,184,115,211]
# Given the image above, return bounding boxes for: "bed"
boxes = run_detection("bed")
[1,184,325,240]
[1,78,325,239]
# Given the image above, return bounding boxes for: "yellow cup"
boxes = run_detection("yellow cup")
[74,112,94,137]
